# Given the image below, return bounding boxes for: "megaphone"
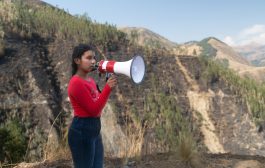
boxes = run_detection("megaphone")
[96,55,145,84]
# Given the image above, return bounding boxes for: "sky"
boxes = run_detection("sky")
[43,0,265,46]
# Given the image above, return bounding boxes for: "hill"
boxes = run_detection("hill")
[120,26,265,82]
[234,43,265,67]
[119,27,178,50]
[206,38,265,82]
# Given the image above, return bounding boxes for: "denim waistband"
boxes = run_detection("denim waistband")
[71,117,101,131]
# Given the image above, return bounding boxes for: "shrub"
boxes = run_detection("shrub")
[200,56,265,126]
[176,131,203,168]
[0,120,27,164]
[198,38,217,58]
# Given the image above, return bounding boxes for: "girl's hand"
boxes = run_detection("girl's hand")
[107,75,117,88]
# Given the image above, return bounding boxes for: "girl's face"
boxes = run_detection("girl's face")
[76,50,96,73]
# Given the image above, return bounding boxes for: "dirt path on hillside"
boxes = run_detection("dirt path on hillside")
[175,56,199,91]
[175,55,226,154]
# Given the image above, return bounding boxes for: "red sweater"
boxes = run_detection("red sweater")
[67,75,112,117]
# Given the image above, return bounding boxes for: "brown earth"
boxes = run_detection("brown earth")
[12,153,265,168]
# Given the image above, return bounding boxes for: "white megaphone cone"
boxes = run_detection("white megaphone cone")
[97,55,145,84]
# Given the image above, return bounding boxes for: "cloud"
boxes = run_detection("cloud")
[223,36,236,46]
[240,25,265,36]
[222,24,265,46]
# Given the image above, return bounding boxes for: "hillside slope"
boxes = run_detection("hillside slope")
[120,26,265,82]
[235,44,265,66]
[207,38,265,82]
[119,27,178,50]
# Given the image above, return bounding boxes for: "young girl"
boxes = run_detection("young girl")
[67,44,117,168]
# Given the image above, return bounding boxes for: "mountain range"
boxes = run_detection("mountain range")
[234,43,265,67]
[119,27,265,82]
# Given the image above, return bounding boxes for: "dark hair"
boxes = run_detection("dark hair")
[71,44,94,76]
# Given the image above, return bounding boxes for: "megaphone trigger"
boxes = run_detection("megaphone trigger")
[105,72,113,82]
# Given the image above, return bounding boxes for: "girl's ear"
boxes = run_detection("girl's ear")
[74,58,81,65]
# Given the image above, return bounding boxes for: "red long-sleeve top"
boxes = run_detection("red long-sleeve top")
[67,75,112,117]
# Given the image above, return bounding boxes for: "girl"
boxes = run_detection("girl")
[67,44,117,168]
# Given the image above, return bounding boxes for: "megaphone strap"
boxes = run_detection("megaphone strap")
[96,84,101,93]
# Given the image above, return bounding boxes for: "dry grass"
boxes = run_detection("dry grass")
[176,131,203,168]
[43,128,72,161]
[43,111,71,161]
[0,28,4,57]
[126,125,145,157]
[44,117,146,165]
[43,141,71,161]
[0,1,18,23]
[121,121,146,166]
[0,41,4,57]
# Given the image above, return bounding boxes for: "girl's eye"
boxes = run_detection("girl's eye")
[87,56,93,60]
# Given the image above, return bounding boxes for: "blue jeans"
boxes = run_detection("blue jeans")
[68,117,104,168]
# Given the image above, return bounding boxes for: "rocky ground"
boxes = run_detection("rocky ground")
[12,153,265,168]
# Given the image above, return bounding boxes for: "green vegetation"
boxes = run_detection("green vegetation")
[200,56,265,125]
[139,91,199,164]
[0,0,128,50]
[0,119,27,164]
[216,58,229,68]
[198,38,217,58]
[128,29,139,46]
[143,91,191,150]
